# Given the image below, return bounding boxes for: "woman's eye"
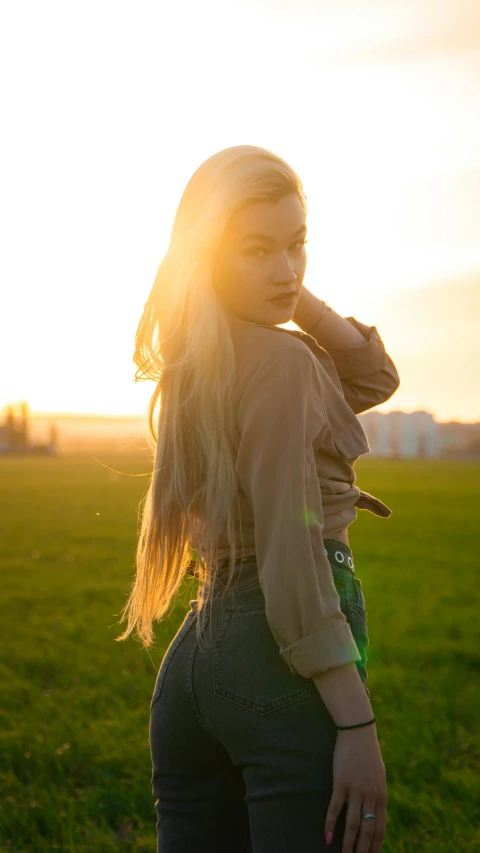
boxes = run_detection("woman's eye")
[246,247,267,257]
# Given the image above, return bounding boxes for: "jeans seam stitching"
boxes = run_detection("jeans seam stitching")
[186,637,224,741]
[150,613,196,711]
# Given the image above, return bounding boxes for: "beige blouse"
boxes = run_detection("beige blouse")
[214,313,400,678]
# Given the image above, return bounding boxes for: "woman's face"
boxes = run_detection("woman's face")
[211,192,307,326]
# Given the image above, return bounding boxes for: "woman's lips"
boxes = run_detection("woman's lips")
[269,293,296,304]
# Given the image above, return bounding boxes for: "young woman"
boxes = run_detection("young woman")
[117,145,399,852]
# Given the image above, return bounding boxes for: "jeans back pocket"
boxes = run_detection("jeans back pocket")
[214,606,312,715]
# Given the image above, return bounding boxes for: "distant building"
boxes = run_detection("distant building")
[0,402,58,455]
[358,410,440,458]
[357,410,480,459]
[437,421,480,459]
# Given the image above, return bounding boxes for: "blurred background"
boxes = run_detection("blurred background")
[1,1,479,851]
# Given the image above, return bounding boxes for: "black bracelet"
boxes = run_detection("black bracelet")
[336,717,377,730]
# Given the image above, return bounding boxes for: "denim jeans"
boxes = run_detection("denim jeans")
[149,539,370,852]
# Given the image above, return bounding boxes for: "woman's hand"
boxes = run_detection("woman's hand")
[325,725,387,852]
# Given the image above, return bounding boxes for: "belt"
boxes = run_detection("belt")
[217,543,355,574]
[323,538,356,574]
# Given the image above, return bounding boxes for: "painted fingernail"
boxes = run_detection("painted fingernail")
[326,830,334,845]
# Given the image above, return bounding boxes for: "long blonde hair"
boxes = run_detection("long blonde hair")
[115,144,307,649]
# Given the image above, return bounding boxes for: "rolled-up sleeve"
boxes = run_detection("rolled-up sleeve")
[235,347,362,678]
[321,317,400,414]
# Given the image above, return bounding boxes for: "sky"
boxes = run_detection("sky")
[1,0,479,422]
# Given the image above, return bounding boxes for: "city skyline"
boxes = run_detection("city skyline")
[3,404,477,461]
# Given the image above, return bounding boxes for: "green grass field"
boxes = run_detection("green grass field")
[0,454,479,852]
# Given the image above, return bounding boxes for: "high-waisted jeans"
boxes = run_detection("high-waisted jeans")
[149,539,370,852]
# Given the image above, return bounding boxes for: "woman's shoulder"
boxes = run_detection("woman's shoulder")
[230,320,318,376]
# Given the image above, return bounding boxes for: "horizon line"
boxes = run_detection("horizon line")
[4,408,480,426]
